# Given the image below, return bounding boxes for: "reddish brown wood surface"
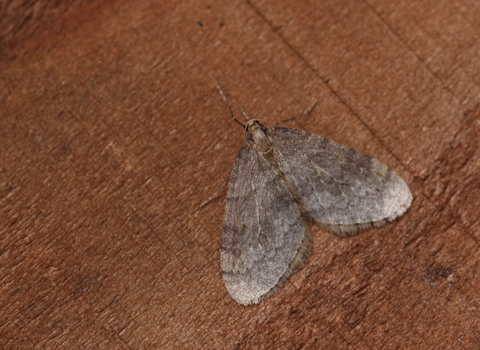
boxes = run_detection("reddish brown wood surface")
[1,0,479,348]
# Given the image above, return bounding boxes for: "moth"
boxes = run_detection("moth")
[218,85,413,305]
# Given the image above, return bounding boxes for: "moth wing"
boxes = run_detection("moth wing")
[221,145,309,305]
[270,127,412,236]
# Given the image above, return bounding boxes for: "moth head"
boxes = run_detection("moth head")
[245,120,271,154]
[245,119,264,132]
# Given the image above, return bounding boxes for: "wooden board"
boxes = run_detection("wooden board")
[1,0,479,348]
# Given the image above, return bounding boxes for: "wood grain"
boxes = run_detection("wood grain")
[1,0,479,348]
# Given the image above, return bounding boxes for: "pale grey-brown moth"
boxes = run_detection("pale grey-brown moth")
[219,88,412,305]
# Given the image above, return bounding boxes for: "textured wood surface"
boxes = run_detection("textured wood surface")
[1,0,479,348]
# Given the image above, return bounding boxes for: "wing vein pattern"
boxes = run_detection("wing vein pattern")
[221,145,308,305]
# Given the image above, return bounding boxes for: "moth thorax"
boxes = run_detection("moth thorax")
[246,120,272,154]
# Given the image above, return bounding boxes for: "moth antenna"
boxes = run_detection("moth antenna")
[240,107,251,123]
[275,100,318,127]
[214,80,245,128]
